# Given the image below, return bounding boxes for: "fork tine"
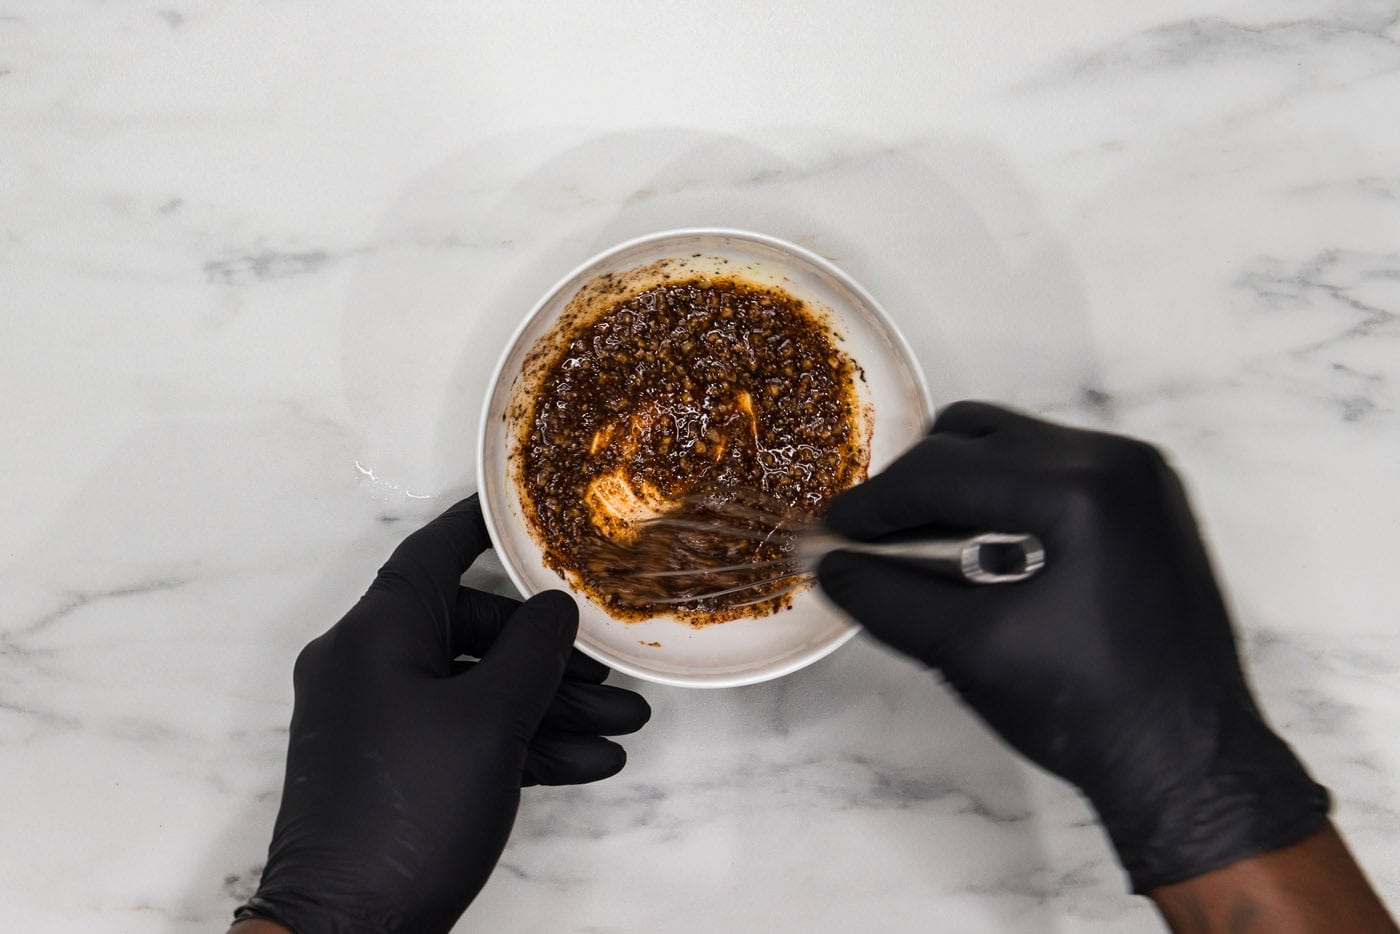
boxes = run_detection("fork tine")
[682,492,798,529]
[640,517,778,542]
[644,569,809,604]
[635,556,796,579]
[726,578,809,608]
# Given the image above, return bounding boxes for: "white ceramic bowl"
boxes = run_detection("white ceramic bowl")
[478,229,931,688]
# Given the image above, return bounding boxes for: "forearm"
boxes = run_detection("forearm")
[1150,822,1396,933]
[228,920,290,934]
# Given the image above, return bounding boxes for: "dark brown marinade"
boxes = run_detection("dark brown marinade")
[518,276,865,624]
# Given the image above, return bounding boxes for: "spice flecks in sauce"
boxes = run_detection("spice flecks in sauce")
[510,261,868,625]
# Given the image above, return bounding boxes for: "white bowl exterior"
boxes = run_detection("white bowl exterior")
[478,229,931,688]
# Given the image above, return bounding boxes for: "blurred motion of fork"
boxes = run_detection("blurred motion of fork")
[584,487,1045,609]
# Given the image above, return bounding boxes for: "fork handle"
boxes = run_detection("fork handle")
[804,531,1046,584]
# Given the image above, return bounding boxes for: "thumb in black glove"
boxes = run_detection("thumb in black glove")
[236,495,650,933]
[818,401,1328,892]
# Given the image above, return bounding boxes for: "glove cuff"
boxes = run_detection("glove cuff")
[235,893,386,934]
[1095,714,1331,893]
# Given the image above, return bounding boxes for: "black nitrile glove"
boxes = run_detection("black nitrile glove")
[817,401,1329,892]
[235,496,650,933]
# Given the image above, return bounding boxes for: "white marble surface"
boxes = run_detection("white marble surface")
[3,1,1399,930]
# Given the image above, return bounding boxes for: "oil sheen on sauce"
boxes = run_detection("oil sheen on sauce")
[512,265,868,625]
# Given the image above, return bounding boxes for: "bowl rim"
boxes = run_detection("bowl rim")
[475,226,932,688]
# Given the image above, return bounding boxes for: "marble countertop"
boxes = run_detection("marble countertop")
[4,1,1399,930]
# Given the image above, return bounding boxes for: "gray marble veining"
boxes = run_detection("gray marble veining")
[2,1,1397,930]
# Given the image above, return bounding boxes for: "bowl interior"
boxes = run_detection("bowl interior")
[479,229,931,687]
